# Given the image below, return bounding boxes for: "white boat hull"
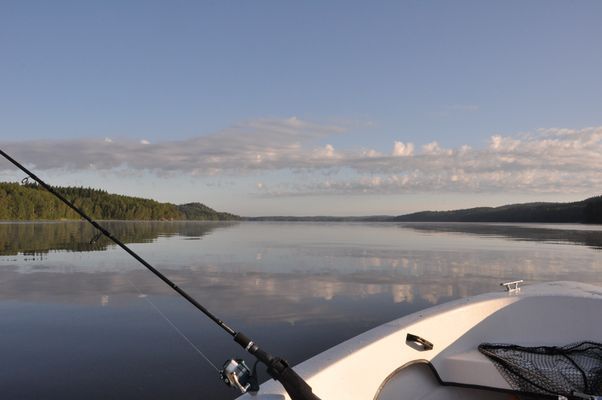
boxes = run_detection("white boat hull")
[238,281,602,399]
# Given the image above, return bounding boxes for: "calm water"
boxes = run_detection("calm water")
[1,221,601,399]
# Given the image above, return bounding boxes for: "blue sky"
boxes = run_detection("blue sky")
[1,1,602,216]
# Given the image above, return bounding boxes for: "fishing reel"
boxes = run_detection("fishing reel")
[220,358,259,394]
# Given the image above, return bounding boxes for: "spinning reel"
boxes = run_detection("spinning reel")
[220,358,260,394]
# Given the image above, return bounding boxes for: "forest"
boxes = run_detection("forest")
[0,182,239,221]
[250,196,602,224]
[393,196,602,224]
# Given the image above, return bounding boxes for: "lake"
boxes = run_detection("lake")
[1,221,601,399]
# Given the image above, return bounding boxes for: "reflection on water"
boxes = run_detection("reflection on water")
[0,221,601,399]
[0,221,234,255]
[402,222,602,249]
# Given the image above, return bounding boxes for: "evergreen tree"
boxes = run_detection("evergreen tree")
[0,181,240,221]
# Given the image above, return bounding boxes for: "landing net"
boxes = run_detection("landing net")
[478,341,602,398]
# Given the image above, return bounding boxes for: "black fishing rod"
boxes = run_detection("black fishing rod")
[0,148,321,400]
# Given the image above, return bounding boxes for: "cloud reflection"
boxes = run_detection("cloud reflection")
[1,222,601,326]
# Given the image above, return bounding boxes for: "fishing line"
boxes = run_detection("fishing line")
[0,148,322,400]
[123,273,219,371]
[0,148,236,336]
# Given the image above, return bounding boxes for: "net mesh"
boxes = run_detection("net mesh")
[478,341,602,397]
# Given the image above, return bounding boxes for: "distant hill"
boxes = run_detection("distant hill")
[0,182,239,221]
[392,196,602,224]
[247,215,392,222]
[177,202,239,221]
[250,196,602,224]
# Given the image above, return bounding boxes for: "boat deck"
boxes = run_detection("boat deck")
[238,281,602,400]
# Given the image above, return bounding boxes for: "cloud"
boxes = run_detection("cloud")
[421,141,452,155]
[1,121,601,196]
[313,144,338,159]
[392,141,414,157]
[0,117,345,174]
[252,126,602,196]
[489,135,519,151]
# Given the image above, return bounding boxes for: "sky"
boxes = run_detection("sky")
[1,0,601,216]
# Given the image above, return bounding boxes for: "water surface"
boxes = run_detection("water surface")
[1,221,601,399]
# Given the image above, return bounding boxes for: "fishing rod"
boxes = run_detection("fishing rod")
[0,148,321,400]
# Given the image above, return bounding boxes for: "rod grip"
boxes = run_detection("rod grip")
[268,358,322,400]
[233,333,321,400]
[234,332,252,348]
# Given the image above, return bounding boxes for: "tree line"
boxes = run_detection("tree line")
[0,182,239,221]
[393,196,602,224]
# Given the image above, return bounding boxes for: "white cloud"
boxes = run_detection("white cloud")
[392,141,414,157]
[253,126,602,196]
[0,117,344,174]
[321,144,336,158]
[361,149,381,158]
[489,135,519,151]
[422,141,452,155]
[2,121,601,196]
